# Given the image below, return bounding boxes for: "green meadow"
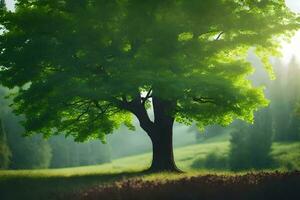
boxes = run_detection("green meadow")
[1,133,299,199]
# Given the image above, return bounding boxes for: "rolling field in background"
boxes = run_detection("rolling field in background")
[1,133,300,199]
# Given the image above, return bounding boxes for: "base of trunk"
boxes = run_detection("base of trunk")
[143,164,183,173]
[148,136,183,173]
[147,165,183,173]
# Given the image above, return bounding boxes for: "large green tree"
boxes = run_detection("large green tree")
[0,0,299,171]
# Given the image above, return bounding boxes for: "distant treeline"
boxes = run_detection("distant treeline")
[270,57,300,141]
[0,87,111,169]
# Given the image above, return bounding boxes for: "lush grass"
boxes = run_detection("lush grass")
[1,134,300,199]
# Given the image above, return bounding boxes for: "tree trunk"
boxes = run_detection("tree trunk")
[147,97,180,172]
[148,124,179,172]
[124,94,180,172]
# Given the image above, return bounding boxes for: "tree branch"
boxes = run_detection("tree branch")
[73,101,92,123]
[114,93,155,133]
[193,97,216,104]
[93,100,112,113]
[215,31,224,41]
[142,88,152,105]
[64,100,89,108]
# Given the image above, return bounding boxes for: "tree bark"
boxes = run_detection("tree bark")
[122,94,180,172]
[148,119,179,172]
[147,96,179,172]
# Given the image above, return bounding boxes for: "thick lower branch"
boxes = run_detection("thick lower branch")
[116,94,154,134]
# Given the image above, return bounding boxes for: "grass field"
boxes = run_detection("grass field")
[1,133,300,199]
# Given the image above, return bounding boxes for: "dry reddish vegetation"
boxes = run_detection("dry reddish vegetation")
[64,171,300,200]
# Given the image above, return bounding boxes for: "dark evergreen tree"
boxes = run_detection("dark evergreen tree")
[0,118,11,169]
[286,58,300,140]
[0,86,52,169]
[229,108,273,171]
[0,85,12,169]
[0,0,5,10]
[271,57,300,141]
[5,117,52,169]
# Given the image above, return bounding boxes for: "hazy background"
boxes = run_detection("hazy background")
[0,0,300,170]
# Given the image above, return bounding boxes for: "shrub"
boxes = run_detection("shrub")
[192,151,228,170]
[229,109,274,171]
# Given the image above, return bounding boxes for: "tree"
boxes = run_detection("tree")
[297,104,300,117]
[3,103,53,169]
[270,60,290,141]
[286,58,300,140]
[0,84,12,169]
[0,86,52,169]
[229,108,273,171]
[49,135,111,168]
[0,0,299,172]
[0,118,12,169]
[0,0,5,10]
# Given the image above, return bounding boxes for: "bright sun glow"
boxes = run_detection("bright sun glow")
[281,0,300,64]
[285,0,300,13]
[281,31,300,64]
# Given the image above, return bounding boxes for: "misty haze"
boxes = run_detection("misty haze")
[1,0,300,199]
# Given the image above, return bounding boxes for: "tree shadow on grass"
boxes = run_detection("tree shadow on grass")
[0,170,148,200]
